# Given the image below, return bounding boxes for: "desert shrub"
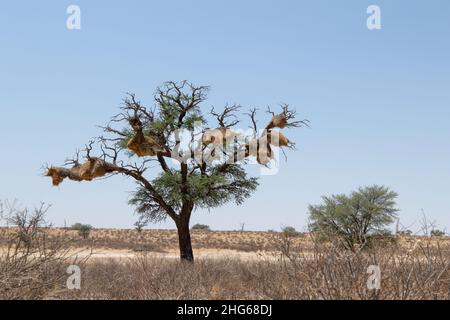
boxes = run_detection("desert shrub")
[191,224,211,231]
[274,234,450,300]
[431,229,445,237]
[0,201,79,300]
[308,185,399,251]
[55,235,450,300]
[366,233,398,248]
[134,221,145,233]
[134,215,151,233]
[71,223,93,239]
[1,212,448,300]
[281,226,300,237]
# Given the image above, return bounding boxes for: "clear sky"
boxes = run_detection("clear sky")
[0,1,449,232]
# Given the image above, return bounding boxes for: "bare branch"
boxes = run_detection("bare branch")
[99,124,128,137]
[211,104,241,128]
[266,106,275,117]
[245,108,258,137]
[155,81,209,114]
[99,137,119,164]
[122,93,155,125]
[64,150,81,167]
[266,104,310,129]
[84,140,95,160]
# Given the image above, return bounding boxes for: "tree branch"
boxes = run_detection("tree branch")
[211,104,241,128]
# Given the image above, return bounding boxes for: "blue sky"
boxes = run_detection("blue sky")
[0,1,449,232]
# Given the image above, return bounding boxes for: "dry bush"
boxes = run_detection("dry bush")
[54,233,450,300]
[0,201,85,300]
[1,214,448,300]
[273,233,450,299]
[60,255,271,300]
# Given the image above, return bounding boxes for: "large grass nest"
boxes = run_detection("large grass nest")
[127,133,165,157]
[267,112,288,129]
[126,117,165,157]
[266,130,291,147]
[247,140,274,165]
[46,158,115,186]
[202,128,240,146]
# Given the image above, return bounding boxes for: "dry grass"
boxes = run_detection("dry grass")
[56,234,450,300]
[0,228,296,253]
[1,225,449,300]
[0,205,87,299]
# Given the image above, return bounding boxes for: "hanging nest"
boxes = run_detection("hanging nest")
[46,167,80,186]
[46,158,114,186]
[77,158,114,181]
[247,139,274,165]
[126,117,165,157]
[127,133,165,157]
[202,128,240,146]
[266,130,291,147]
[267,112,288,129]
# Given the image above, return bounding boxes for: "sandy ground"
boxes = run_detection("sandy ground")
[67,248,279,262]
[0,246,279,262]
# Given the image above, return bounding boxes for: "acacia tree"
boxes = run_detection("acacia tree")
[308,185,399,251]
[46,81,307,262]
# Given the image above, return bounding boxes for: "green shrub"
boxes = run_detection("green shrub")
[430,229,445,237]
[191,224,211,231]
[71,223,93,239]
[308,185,399,251]
[397,230,413,236]
[282,226,300,237]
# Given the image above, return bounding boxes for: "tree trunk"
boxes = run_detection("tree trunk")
[178,163,194,262]
[176,217,194,262]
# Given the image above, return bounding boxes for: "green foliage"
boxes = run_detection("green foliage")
[430,229,445,237]
[308,185,399,251]
[282,226,301,237]
[129,164,258,222]
[116,84,207,153]
[397,230,413,236]
[134,218,147,233]
[71,223,93,239]
[191,224,211,231]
